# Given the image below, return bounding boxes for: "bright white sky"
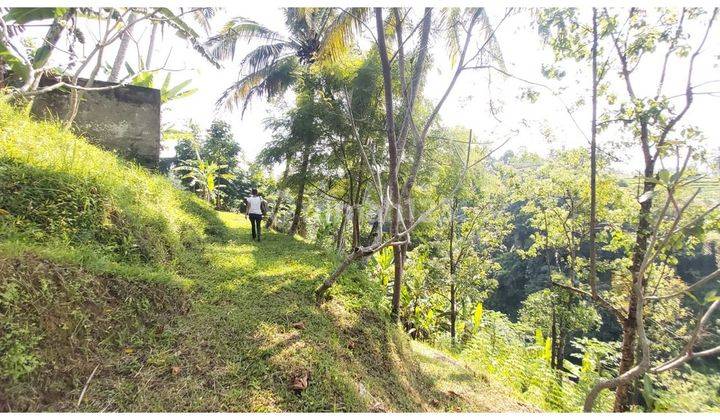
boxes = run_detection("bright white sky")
[23,6,720,175]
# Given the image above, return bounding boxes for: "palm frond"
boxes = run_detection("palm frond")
[216,55,299,115]
[156,8,221,68]
[240,41,292,74]
[205,17,285,61]
[284,8,311,38]
[317,8,368,63]
[474,8,506,71]
[441,8,463,67]
[186,7,215,34]
[440,8,505,70]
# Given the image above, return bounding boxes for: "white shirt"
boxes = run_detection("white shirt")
[247,196,263,215]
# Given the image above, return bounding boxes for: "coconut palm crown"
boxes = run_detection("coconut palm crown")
[205,7,366,114]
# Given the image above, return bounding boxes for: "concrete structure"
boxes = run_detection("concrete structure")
[31,77,161,168]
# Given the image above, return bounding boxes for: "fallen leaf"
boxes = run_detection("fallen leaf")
[290,371,309,392]
[291,321,305,330]
[123,348,134,354]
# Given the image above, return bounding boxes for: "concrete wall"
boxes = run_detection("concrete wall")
[31,78,161,168]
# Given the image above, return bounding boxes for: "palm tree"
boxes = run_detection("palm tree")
[206,8,365,235]
[205,7,365,114]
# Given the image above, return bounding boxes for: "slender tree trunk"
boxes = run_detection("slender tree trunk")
[351,204,361,249]
[145,21,158,69]
[289,143,310,236]
[109,12,137,83]
[375,8,403,322]
[335,203,349,252]
[365,214,379,247]
[0,57,4,87]
[556,331,566,371]
[589,7,599,298]
[450,282,457,343]
[32,9,74,69]
[391,244,404,321]
[267,191,284,230]
[614,151,656,412]
[550,302,558,369]
[315,248,364,303]
[351,179,364,249]
[267,156,291,230]
[449,197,457,343]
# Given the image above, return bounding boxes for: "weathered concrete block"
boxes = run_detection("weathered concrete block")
[31,77,161,168]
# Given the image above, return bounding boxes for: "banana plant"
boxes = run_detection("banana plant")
[124,68,197,104]
[174,159,235,204]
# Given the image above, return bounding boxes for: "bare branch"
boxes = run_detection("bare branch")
[648,268,720,301]
[651,299,720,373]
[655,7,718,157]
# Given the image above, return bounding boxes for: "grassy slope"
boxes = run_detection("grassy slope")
[0,102,533,412]
[90,212,534,412]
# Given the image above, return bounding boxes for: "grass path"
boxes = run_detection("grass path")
[106,212,357,411]
[6,211,535,412]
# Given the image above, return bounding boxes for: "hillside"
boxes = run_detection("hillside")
[0,103,534,412]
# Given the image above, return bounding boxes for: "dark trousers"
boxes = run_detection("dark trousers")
[249,213,262,241]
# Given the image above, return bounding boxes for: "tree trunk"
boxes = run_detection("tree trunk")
[266,191,284,230]
[315,249,364,303]
[556,331,566,372]
[351,204,361,249]
[267,156,291,230]
[32,9,74,68]
[289,143,310,236]
[589,7,599,297]
[108,12,137,83]
[351,179,364,249]
[335,204,349,252]
[390,244,403,321]
[375,8,404,323]
[550,302,558,369]
[450,282,457,343]
[614,153,656,412]
[449,197,457,343]
[145,21,158,69]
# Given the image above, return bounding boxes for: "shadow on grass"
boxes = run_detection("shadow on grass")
[179,198,231,241]
[10,212,480,412]
[134,213,463,412]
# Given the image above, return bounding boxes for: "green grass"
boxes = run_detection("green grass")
[2,213,530,412]
[0,101,531,412]
[0,100,226,267]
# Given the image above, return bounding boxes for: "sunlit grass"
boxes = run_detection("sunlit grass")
[0,103,536,412]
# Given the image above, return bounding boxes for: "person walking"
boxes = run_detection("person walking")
[245,188,267,242]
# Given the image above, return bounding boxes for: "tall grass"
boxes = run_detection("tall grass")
[0,100,224,267]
